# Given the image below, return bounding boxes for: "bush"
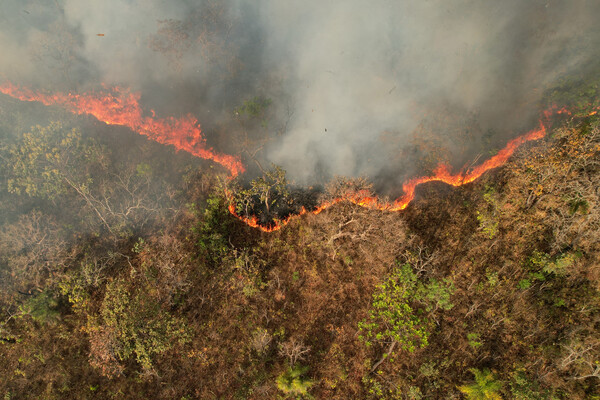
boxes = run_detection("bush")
[276,365,314,398]
[358,263,454,354]
[458,368,502,400]
[88,279,190,376]
[197,194,234,263]
[18,291,60,325]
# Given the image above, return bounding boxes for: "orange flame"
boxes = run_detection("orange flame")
[1,82,597,232]
[0,82,244,178]
[228,150,524,232]
[229,105,597,232]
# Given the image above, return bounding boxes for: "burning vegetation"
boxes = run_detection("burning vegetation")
[2,81,598,232]
[1,1,600,399]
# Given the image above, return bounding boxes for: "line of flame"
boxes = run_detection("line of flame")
[1,82,596,233]
[226,122,549,232]
[0,82,244,178]
[229,105,597,232]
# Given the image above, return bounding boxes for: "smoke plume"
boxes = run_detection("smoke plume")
[1,0,599,187]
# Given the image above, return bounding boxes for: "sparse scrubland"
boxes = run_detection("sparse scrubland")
[0,92,599,400]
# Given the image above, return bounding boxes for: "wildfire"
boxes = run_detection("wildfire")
[0,82,244,178]
[1,82,596,233]
[228,106,593,232]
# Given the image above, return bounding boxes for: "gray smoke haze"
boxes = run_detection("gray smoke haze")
[1,0,599,187]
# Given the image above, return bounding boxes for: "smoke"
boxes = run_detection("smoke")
[259,0,600,184]
[1,0,599,187]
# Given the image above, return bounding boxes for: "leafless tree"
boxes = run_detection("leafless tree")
[250,328,272,355]
[278,337,311,366]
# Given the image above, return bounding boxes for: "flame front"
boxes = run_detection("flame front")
[0,82,244,178]
[230,106,595,232]
[1,82,595,233]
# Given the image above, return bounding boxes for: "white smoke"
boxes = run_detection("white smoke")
[1,0,598,185]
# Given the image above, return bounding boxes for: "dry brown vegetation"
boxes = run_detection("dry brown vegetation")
[0,111,599,399]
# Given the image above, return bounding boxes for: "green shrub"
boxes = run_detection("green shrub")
[358,263,454,353]
[6,122,102,199]
[476,211,498,239]
[467,333,483,349]
[89,279,190,374]
[276,365,313,398]
[477,185,500,239]
[458,368,502,400]
[18,291,60,324]
[542,252,580,276]
[197,194,234,263]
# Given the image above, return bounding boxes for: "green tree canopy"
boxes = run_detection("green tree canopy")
[459,368,503,400]
[7,121,104,199]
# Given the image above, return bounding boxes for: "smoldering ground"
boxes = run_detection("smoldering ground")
[1,0,599,192]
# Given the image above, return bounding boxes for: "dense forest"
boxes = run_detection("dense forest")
[0,79,599,399]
